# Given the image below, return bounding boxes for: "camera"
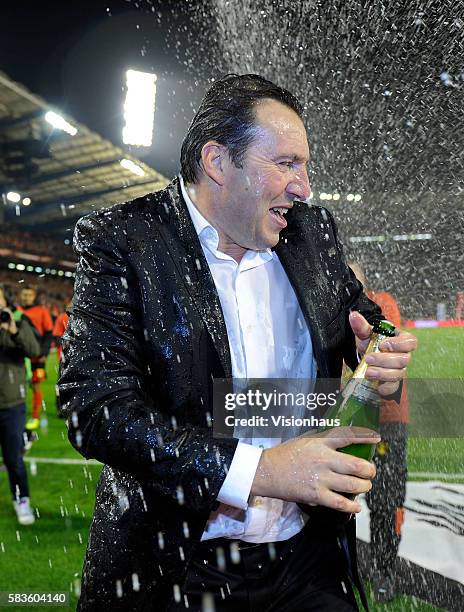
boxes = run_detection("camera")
[0,310,11,323]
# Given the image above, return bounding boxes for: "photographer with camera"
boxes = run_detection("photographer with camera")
[0,283,40,525]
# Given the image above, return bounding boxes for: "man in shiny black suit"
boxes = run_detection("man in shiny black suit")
[59,74,417,611]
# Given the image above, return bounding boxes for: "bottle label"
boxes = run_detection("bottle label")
[350,379,380,405]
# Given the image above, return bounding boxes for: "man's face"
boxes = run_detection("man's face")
[218,99,311,251]
[20,288,36,307]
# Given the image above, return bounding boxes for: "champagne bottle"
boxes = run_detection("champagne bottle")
[322,318,396,461]
[299,319,396,525]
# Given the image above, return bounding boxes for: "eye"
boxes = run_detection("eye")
[279,161,293,169]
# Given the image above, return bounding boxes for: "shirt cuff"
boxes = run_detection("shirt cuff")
[216,441,263,510]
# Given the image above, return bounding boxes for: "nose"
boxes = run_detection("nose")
[286,167,311,202]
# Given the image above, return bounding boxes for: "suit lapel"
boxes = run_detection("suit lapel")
[275,201,330,374]
[156,179,232,378]
[275,201,317,324]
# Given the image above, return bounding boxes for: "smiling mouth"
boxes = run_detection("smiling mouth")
[270,206,289,216]
[269,207,289,228]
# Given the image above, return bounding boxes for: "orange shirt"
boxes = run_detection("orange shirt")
[53,312,69,338]
[19,305,53,337]
[53,312,69,361]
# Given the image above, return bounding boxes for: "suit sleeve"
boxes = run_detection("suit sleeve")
[58,212,237,513]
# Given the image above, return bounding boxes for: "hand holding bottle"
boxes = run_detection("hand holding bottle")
[251,426,379,513]
[349,311,417,396]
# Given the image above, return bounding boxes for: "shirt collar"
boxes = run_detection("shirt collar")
[178,174,274,263]
[179,175,215,235]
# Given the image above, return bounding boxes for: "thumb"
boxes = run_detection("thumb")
[349,310,372,341]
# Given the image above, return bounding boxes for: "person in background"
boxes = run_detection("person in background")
[53,302,71,417]
[0,283,41,525]
[49,296,62,324]
[18,285,53,431]
[52,302,70,362]
[348,262,409,603]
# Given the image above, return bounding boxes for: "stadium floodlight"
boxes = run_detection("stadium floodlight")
[44,111,78,136]
[22,197,31,206]
[122,69,157,147]
[332,193,340,200]
[349,235,386,243]
[346,193,354,201]
[120,158,145,177]
[354,194,362,202]
[6,191,21,203]
[393,233,432,241]
[319,192,327,200]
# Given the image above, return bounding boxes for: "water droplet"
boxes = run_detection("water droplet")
[132,573,140,591]
[230,542,240,564]
[216,547,226,571]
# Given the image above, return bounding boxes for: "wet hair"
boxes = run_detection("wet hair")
[180,73,305,184]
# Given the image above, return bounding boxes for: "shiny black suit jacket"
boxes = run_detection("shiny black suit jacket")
[59,177,381,610]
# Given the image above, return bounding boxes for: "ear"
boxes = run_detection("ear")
[200,141,228,186]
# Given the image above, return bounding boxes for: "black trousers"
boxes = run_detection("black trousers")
[0,404,29,499]
[168,524,359,611]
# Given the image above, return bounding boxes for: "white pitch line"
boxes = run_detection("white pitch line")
[24,456,101,466]
[20,459,464,480]
[408,471,464,480]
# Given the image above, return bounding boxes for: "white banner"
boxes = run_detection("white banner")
[357,481,464,585]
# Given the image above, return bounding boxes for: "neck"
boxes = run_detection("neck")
[185,180,246,264]
[217,238,246,263]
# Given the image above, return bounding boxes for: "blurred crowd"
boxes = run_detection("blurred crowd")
[0,225,76,262]
[0,270,73,315]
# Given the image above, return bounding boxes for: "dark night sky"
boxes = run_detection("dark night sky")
[0,0,203,179]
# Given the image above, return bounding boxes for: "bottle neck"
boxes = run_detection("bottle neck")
[366,331,386,354]
[352,332,387,379]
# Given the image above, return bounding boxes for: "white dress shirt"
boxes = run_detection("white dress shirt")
[179,176,317,543]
